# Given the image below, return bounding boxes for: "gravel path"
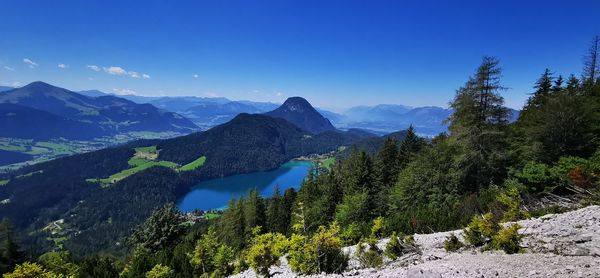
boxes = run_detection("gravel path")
[232,205,600,278]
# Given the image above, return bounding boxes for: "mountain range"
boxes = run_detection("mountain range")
[0,82,198,140]
[83,90,471,136]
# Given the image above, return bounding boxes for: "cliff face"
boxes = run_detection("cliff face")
[231,205,600,278]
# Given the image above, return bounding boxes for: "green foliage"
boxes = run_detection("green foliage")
[335,192,370,229]
[340,222,368,245]
[130,203,188,252]
[370,216,387,239]
[288,224,348,275]
[516,161,554,192]
[244,232,288,277]
[0,219,25,274]
[443,233,464,252]
[3,262,63,278]
[355,239,383,269]
[464,213,498,247]
[145,264,173,278]
[190,226,220,275]
[383,232,404,260]
[496,180,529,222]
[38,252,79,277]
[448,56,510,191]
[491,224,522,254]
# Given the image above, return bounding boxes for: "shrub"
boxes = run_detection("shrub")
[443,233,464,252]
[245,232,289,277]
[383,232,404,260]
[464,213,498,247]
[340,222,368,245]
[288,224,348,275]
[370,216,386,239]
[3,262,62,278]
[355,238,383,269]
[496,180,529,222]
[146,264,173,278]
[491,224,522,254]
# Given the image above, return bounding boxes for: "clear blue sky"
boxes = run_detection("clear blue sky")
[0,0,598,110]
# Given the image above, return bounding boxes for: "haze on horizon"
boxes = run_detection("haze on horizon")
[0,0,598,111]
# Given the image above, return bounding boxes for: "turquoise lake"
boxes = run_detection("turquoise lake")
[178,160,313,212]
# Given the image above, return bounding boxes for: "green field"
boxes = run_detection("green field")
[321,157,335,169]
[88,146,206,187]
[203,213,221,220]
[179,156,206,171]
[0,180,9,186]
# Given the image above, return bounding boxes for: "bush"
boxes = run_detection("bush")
[443,233,464,252]
[383,232,404,260]
[496,180,529,222]
[245,232,289,277]
[288,224,348,275]
[491,224,522,254]
[464,213,498,247]
[370,217,387,239]
[146,264,173,278]
[3,262,62,278]
[355,238,383,269]
[340,222,368,245]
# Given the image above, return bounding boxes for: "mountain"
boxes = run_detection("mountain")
[78,90,108,97]
[345,104,413,122]
[265,97,336,133]
[0,81,198,139]
[0,86,14,92]
[181,101,265,128]
[0,112,373,254]
[0,103,106,140]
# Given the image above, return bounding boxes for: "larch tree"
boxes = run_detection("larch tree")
[448,56,510,191]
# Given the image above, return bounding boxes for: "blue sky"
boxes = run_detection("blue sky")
[0,0,598,110]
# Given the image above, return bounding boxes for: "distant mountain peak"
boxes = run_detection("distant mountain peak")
[265,96,336,134]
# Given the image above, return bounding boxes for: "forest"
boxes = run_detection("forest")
[1,36,600,277]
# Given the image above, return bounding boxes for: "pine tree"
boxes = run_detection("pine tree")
[552,75,564,93]
[266,185,286,234]
[583,35,600,85]
[397,125,424,169]
[244,188,267,239]
[375,137,399,189]
[0,219,25,274]
[448,56,510,191]
[218,197,246,251]
[566,74,581,94]
[527,69,554,108]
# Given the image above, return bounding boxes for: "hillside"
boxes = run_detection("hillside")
[0,112,372,254]
[0,81,198,139]
[233,205,600,278]
[265,97,336,133]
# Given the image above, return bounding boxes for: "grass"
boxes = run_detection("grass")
[16,170,44,179]
[179,156,206,171]
[90,160,178,187]
[35,141,74,156]
[203,213,221,220]
[0,180,9,186]
[321,157,335,169]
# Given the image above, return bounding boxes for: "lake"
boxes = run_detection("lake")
[178,160,313,212]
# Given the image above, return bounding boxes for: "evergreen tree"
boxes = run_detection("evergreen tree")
[244,188,267,238]
[566,74,581,94]
[375,137,399,189]
[218,197,246,251]
[552,75,564,93]
[397,125,424,169]
[129,204,187,252]
[448,56,510,191]
[583,35,600,85]
[0,219,25,274]
[266,185,286,234]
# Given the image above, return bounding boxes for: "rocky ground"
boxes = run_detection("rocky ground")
[232,205,600,278]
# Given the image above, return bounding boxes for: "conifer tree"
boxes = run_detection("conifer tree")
[244,189,267,238]
[448,56,510,191]
[397,125,424,169]
[0,219,25,274]
[583,35,600,85]
[266,185,286,234]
